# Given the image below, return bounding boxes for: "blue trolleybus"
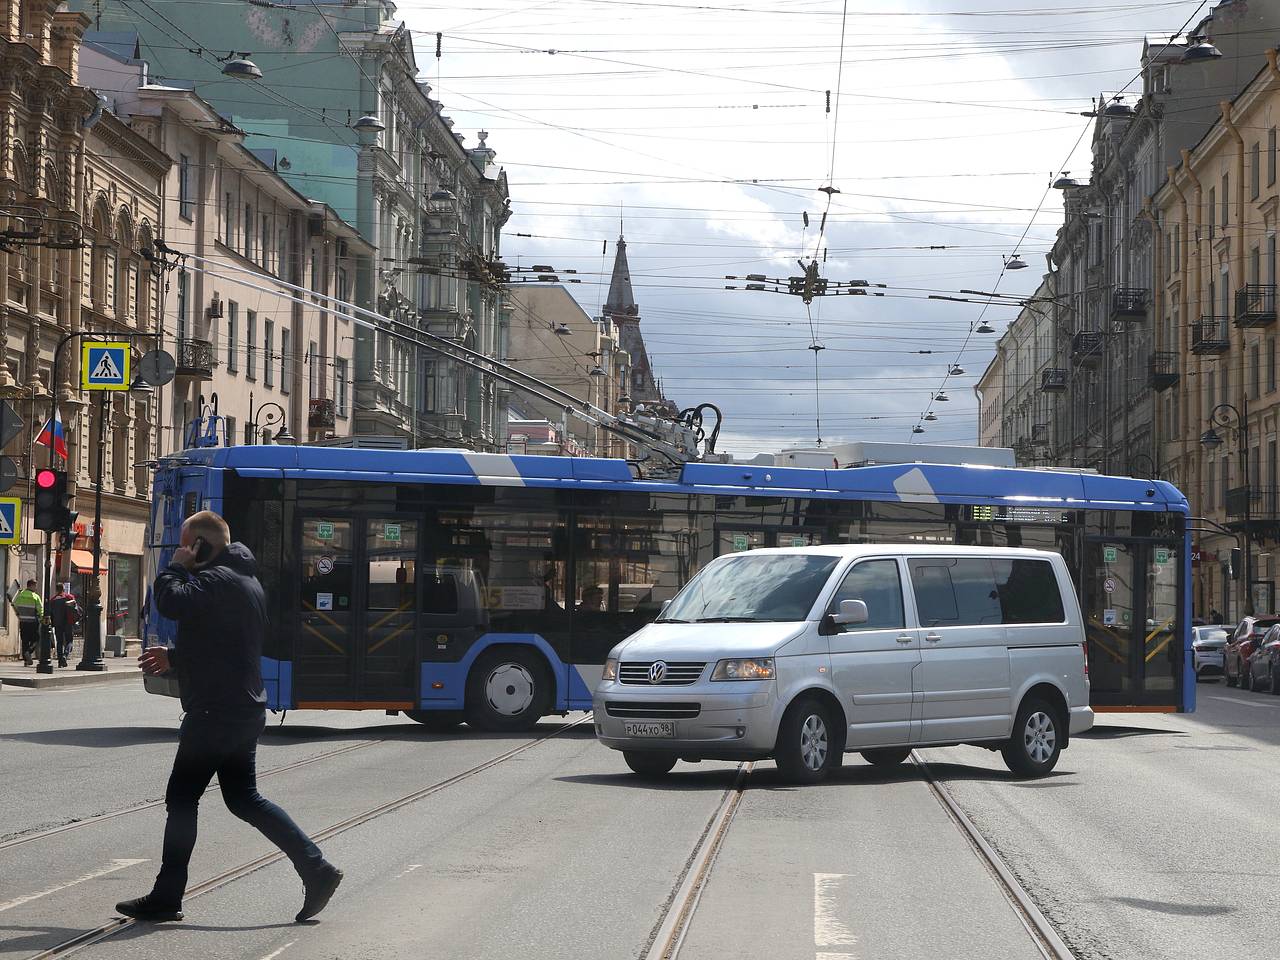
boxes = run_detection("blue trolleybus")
[142,446,1194,726]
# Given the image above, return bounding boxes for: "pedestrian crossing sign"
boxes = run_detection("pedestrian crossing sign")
[0,497,21,546]
[81,342,130,391]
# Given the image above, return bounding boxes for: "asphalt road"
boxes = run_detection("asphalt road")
[1,676,1275,960]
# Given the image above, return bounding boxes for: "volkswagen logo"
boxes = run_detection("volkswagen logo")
[648,660,668,684]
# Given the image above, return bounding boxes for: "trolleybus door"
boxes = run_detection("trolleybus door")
[359,519,418,705]
[1082,539,1182,707]
[296,519,357,703]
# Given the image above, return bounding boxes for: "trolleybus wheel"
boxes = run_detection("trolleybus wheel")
[774,696,838,784]
[623,752,677,778]
[1001,696,1062,778]
[465,647,551,732]
[405,710,464,731]
[860,747,911,767]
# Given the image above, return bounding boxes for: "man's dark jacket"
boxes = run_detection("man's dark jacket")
[154,542,267,714]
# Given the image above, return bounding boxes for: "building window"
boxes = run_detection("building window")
[244,204,254,260]
[277,229,288,279]
[337,267,350,314]
[1208,187,1216,239]
[1269,338,1276,393]
[1207,369,1215,420]
[335,357,348,417]
[179,154,194,221]
[309,341,319,397]
[227,301,238,372]
[264,319,274,388]
[281,327,291,394]
[1252,141,1261,199]
[1271,128,1278,186]
[223,192,234,245]
[1207,461,1216,511]
[1251,343,1260,399]
[1252,246,1262,285]
[261,213,271,269]
[1222,174,1229,227]
[246,310,257,380]
[176,269,189,341]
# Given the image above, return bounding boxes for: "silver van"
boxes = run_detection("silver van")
[593,545,1093,783]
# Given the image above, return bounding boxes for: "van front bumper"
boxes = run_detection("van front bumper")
[592,682,780,757]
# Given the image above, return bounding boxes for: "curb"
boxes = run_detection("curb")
[0,669,142,690]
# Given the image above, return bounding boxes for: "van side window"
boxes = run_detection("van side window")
[909,558,1001,626]
[992,559,1065,624]
[829,560,904,630]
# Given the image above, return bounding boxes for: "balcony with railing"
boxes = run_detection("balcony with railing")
[1147,352,1179,391]
[175,338,214,380]
[1234,284,1276,327]
[1040,368,1068,392]
[1110,287,1148,320]
[1070,332,1103,365]
[1190,317,1230,355]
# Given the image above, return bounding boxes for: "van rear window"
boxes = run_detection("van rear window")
[909,557,1064,626]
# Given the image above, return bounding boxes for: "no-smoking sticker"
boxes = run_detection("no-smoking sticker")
[1103,576,1116,594]
[316,555,335,575]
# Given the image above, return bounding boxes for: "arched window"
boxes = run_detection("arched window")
[114,211,133,322]
[135,225,154,329]
[90,203,111,309]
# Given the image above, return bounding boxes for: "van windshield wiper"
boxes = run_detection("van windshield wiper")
[692,616,769,623]
[655,618,691,624]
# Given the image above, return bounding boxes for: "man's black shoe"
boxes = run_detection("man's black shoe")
[58,659,67,667]
[296,864,343,922]
[116,895,184,922]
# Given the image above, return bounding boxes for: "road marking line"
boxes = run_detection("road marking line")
[259,940,295,960]
[813,873,858,954]
[394,864,423,879]
[0,859,148,913]
[1207,695,1280,708]
[816,955,858,960]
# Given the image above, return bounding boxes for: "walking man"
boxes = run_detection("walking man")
[12,579,43,666]
[47,583,81,667]
[119,510,342,923]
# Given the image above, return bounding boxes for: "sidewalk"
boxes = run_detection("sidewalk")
[0,650,142,689]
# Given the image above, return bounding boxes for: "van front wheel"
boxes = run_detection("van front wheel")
[623,752,677,778]
[775,697,838,784]
[860,748,911,767]
[1001,697,1062,778]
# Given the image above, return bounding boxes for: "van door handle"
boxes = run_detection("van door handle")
[925,633,942,643]
[895,635,914,644]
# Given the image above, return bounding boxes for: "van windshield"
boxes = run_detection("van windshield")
[659,553,840,623]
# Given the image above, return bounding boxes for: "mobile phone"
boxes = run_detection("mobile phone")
[192,537,212,563]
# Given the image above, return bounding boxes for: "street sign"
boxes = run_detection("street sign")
[0,400,22,447]
[81,342,130,390]
[0,496,21,546]
[137,349,176,387]
[0,457,16,494]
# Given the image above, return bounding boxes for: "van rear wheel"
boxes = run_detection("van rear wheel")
[775,697,838,784]
[623,752,677,778]
[1001,697,1062,778]
[860,748,911,767]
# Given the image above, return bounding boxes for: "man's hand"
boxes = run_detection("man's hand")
[140,646,171,676]
[171,545,198,570]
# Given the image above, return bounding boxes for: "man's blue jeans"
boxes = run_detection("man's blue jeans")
[152,711,325,906]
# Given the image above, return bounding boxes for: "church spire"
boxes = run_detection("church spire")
[603,235,638,318]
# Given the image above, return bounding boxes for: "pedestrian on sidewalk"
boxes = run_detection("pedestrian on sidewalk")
[47,583,81,667]
[118,510,342,924]
[11,580,43,666]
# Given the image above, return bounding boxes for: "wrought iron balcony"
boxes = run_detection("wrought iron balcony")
[1190,317,1230,355]
[1224,486,1280,528]
[175,338,214,380]
[1070,332,1103,365]
[1147,352,1179,391]
[1235,284,1276,327]
[1040,368,1068,392]
[1110,287,1148,319]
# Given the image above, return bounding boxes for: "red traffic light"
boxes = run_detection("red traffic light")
[36,468,58,489]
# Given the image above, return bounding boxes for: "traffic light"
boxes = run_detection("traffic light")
[33,468,70,532]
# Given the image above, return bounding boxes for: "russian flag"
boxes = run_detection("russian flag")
[36,407,68,460]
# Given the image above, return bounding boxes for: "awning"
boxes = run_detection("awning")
[70,549,108,576]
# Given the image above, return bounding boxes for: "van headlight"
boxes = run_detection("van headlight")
[711,657,775,681]
[602,658,619,681]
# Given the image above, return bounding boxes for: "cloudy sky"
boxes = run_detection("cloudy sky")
[395,0,1211,455]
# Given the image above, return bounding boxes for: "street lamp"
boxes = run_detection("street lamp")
[1202,402,1252,616]
[247,392,295,444]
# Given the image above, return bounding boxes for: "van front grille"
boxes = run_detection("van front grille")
[605,701,701,719]
[619,661,706,685]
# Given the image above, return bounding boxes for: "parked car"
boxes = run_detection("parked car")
[594,545,1093,783]
[1192,626,1230,680]
[1245,624,1280,694]
[1224,616,1280,687]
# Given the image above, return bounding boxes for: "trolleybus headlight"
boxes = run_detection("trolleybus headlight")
[603,658,619,681]
[711,658,775,681]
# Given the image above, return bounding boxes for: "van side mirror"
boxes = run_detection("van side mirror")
[832,599,868,626]
[659,600,671,617]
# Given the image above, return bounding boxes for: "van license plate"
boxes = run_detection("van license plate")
[623,720,675,737]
